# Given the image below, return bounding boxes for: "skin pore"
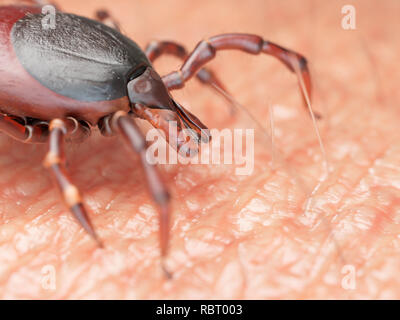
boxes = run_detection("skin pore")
[0,0,399,299]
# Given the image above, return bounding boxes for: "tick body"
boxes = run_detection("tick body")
[0,5,145,124]
[0,3,313,277]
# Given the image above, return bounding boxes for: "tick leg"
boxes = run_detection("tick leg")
[110,111,171,277]
[43,119,102,246]
[63,117,91,143]
[145,41,227,92]
[162,33,315,115]
[146,40,235,114]
[0,114,48,143]
[94,9,121,31]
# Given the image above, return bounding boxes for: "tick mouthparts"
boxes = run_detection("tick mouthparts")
[172,100,211,144]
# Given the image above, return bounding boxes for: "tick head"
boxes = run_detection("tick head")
[126,66,211,156]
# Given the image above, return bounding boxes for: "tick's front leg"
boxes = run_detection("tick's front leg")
[145,40,234,114]
[146,40,225,90]
[162,33,315,116]
[109,111,172,278]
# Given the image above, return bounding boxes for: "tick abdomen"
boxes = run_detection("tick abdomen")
[0,6,149,124]
[11,11,150,101]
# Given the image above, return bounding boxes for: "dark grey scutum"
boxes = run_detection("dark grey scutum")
[11,12,151,102]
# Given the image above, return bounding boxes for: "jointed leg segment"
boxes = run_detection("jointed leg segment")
[0,114,48,143]
[162,33,313,112]
[109,111,172,277]
[40,114,171,276]
[145,40,228,94]
[43,119,101,246]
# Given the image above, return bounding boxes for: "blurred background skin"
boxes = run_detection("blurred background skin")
[0,0,399,299]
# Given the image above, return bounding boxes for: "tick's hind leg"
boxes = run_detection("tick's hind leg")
[0,114,90,144]
[162,33,318,117]
[43,118,101,246]
[0,114,48,143]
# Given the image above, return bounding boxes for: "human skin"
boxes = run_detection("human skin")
[0,0,399,299]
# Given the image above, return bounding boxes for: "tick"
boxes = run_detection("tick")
[0,3,313,277]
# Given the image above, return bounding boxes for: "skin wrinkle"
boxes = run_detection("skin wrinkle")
[0,0,399,299]
[304,144,388,232]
